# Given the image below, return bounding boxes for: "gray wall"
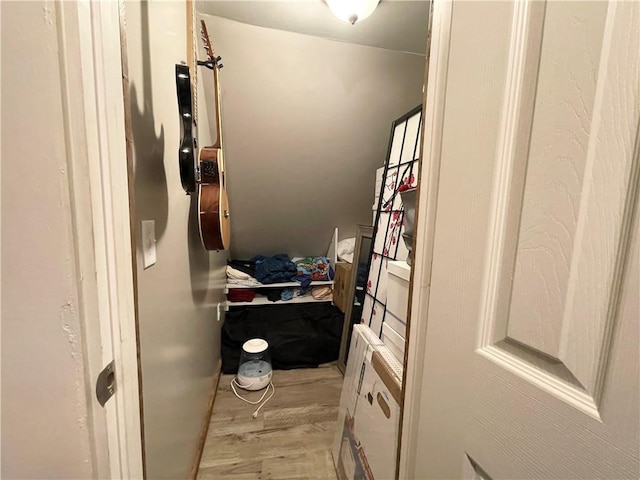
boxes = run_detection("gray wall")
[126,1,227,478]
[198,14,425,259]
[1,3,95,478]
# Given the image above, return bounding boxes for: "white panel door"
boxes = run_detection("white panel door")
[409,1,639,478]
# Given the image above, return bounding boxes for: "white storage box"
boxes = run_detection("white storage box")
[375,166,385,186]
[383,311,406,338]
[373,167,384,209]
[386,260,411,322]
[382,322,405,363]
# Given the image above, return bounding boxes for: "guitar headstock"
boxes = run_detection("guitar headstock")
[200,20,223,70]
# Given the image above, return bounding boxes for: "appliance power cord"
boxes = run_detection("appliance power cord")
[230,378,276,418]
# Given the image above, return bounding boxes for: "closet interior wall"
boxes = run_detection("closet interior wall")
[197,14,425,259]
[125,1,227,478]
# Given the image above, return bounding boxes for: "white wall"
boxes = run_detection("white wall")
[198,15,426,259]
[125,1,227,478]
[1,2,96,478]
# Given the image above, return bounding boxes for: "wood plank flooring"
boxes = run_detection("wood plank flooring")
[198,365,343,480]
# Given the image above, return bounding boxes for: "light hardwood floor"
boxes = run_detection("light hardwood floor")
[197,365,343,480]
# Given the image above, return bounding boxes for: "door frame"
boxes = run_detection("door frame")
[58,0,452,476]
[56,0,144,477]
[399,1,453,478]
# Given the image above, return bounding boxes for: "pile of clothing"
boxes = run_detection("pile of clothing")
[293,256,334,287]
[254,254,298,284]
[225,254,334,303]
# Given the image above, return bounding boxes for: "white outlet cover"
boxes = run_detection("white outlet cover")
[141,220,156,269]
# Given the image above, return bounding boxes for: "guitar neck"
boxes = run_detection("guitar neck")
[212,63,223,149]
[186,0,198,125]
[200,19,223,150]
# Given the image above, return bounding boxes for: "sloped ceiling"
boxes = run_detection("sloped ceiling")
[195,14,426,259]
[196,0,429,55]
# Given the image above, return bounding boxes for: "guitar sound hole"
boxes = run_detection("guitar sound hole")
[201,160,219,184]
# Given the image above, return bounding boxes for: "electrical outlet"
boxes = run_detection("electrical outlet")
[141,220,156,269]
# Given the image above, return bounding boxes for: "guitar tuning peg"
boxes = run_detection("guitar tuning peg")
[218,63,224,69]
[215,56,222,63]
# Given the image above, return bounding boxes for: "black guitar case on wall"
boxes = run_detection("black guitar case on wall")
[175,63,198,194]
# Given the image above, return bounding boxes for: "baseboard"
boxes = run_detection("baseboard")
[190,359,223,480]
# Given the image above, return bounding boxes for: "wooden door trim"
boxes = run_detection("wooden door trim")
[398,1,453,478]
[57,1,144,477]
[117,0,147,476]
[190,360,223,480]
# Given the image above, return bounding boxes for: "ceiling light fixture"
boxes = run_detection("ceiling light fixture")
[326,0,381,25]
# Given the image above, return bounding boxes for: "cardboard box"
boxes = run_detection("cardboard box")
[333,326,378,480]
[353,349,401,480]
[333,262,353,313]
[333,325,403,480]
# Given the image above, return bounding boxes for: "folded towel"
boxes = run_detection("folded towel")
[227,265,255,280]
[227,278,262,287]
[311,286,333,301]
[227,289,256,303]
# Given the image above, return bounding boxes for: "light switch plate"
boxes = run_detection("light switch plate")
[141,220,156,269]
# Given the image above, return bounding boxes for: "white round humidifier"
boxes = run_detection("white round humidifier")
[236,338,272,391]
